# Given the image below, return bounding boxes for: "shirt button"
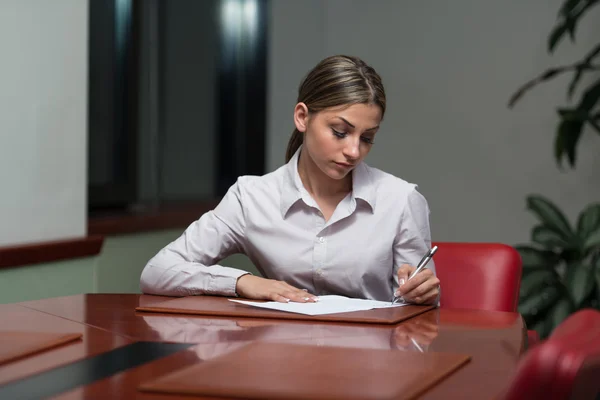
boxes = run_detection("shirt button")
[319,237,325,243]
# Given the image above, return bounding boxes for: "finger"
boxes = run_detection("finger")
[285,291,312,303]
[403,274,439,298]
[392,331,411,348]
[401,323,421,335]
[279,287,316,303]
[397,269,434,296]
[396,264,414,286]
[271,294,291,303]
[403,283,439,304]
[282,283,318,302]
[404,284,440,305]
[415,331,438,343]
[420,287,441,304]
[412,321,439,333]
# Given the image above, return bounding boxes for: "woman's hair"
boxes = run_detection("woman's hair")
[285,55,386,162]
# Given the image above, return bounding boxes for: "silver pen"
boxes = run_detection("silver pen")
[392,245,438,304]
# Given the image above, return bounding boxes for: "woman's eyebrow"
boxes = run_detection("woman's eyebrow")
[336,117,355,128]
[335,117,379,131]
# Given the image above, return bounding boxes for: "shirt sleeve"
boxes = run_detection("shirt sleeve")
[140,179,251,297]
[392,186,437,298]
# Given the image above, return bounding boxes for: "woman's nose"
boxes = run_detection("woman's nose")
[343,139,360,159]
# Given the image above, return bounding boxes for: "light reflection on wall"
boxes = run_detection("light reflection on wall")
[220,0,258,66]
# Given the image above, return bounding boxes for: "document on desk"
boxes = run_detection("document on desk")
[229,295,407,316]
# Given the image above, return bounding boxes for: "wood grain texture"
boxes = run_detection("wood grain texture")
[0,235,104,269]
[0,332,82,366]
[135,295,435,325]
[18,294,526,399]
[88,201,219,235]
[139,342,471,400]
[0,304,132,386]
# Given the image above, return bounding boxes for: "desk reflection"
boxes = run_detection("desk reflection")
[138,309,440,360]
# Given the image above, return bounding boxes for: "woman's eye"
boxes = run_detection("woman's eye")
[332,129,347,138]
[361,136,375,144]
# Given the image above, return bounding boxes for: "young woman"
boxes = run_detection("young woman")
[140,55,440,305]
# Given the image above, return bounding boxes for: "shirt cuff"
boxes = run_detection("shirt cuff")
[206,265,252,297]
[233,272,252,297]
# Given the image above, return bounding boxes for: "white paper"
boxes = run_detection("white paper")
[229,295,407,316]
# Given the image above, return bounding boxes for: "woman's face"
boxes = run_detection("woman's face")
[294,102,382,180]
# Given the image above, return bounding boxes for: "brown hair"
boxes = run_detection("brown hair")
[285,55,386,162]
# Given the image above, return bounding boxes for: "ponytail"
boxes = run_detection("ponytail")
[285,129,303,162]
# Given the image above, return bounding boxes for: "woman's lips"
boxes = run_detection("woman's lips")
[334,161,354,168]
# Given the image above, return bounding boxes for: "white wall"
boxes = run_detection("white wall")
[0,0,87,246]
[268,0,600,244]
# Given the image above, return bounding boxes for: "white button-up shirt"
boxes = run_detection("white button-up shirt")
[140,147,436,302]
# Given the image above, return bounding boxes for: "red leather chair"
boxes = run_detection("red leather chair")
[433,242,522,312]
[501,309,600,400]
[432,242,539,345]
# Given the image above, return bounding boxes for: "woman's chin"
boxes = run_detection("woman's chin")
[324,165,352,180]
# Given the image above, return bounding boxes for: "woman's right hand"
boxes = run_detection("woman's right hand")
[235,275,319,303]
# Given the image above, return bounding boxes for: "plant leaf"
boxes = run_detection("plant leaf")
[577,203,600,238]
[583,228,600,252]
[583,42,600,63]
[515,245,561,269]
[550,296,574,330]
[531,316,555,340]
[596,261,600,300]
[568,69,584,99]
[520,269,559,298]
[560,248,584,265]
[549,0,600,52]
[526,195,574,239]
[519,285,561,318]
[554,116,584,168]
[532,225,571,249]
[559,0,582,15]
[567,43,600,97]
[549,23,570,52]
[565,263,595,307]
[589,116,600,134]
[578,77,600,111]
[558,107,590,121]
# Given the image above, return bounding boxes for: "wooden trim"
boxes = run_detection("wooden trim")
[88,200,219,236]
[0,236,104,269]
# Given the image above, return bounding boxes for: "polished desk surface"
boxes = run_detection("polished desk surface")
[0,294,526,399]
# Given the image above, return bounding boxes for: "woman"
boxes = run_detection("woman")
[140,55,440,305]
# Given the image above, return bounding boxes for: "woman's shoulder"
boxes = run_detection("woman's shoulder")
[362,164,430,219]
[229,165,287,200]
[362,163,421,199]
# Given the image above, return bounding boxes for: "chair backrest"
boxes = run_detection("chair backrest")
[432,242,522,312]
[501,309,600,400]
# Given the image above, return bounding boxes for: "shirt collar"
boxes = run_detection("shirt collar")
[351,160,376,211]
[280,146,376,218]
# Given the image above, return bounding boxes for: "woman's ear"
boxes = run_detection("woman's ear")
[293,102,309,133]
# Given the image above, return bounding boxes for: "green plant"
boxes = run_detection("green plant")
[509,0,600,168]
[508,0,600,338]
[517,195,600,338]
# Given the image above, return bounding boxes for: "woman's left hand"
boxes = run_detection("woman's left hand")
[395,264,440,305]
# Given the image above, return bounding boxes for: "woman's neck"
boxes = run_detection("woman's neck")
[297,149,352,200]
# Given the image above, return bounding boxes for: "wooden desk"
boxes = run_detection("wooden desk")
[2,294,525,399]
[0,303,132,386]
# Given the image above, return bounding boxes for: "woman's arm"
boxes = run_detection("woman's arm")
[140,178,320,303]
[393,187,440,305]
[140,180,249,297]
